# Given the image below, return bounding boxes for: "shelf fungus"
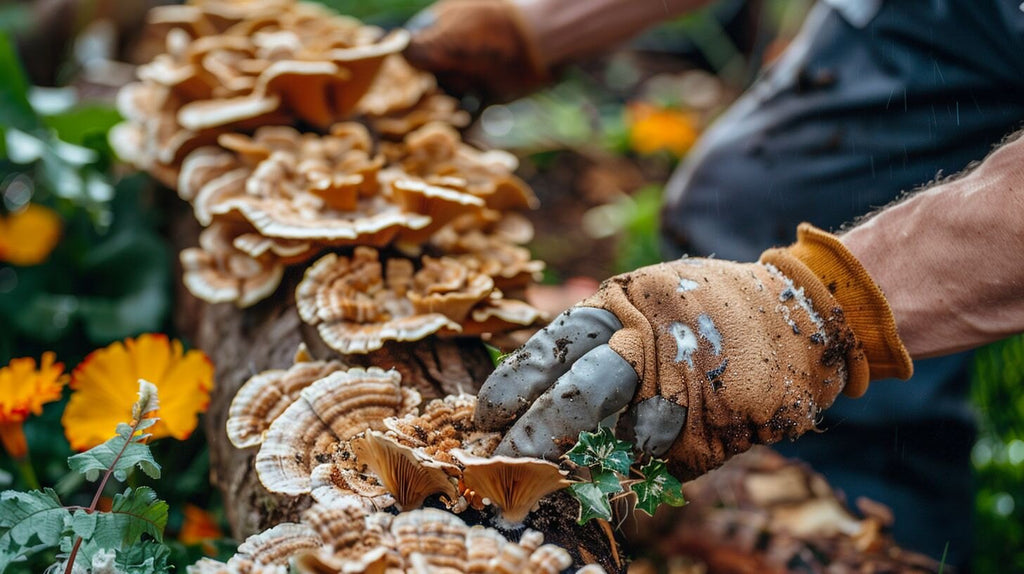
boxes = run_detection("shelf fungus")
[111,0,409,185]
[226,346,345,449]
[297,247,543,354]
[382,393,501,467]
[181,222,285,308]
[254,366,420,499]
[188,522,319,574]
[292,507,600,574]
[384,122,538,211]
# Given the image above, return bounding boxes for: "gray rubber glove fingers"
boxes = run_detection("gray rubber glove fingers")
[474,306,622,430]
[492,344,639,460]
[617,396,688,458]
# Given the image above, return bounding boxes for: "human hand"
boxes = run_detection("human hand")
[474,224,913,480]
[404,0,549,101]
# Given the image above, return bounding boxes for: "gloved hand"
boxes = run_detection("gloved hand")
[474,224,913,480]
[404,0,549,101]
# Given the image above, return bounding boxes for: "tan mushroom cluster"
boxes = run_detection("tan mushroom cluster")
[230,357,570,524]
[115,0,542,343]
[112,0,416,186]
[189,501,605,574]
[297,246,544,354]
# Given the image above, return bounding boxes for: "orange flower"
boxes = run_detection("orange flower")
[62,334,214,451]
[0,203,62,266]
[627,102,700,158]
[0,352,68,459]
[179,504,224,554]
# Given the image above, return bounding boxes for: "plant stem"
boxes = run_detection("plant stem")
[64,415,145,574]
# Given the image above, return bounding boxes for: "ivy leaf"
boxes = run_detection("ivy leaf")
[565,427,634,474]
[570,482,613,524]
[630,460,687,516]
[114,541,171,574]
[68,434,161,482]
[88,487,168,548]
[591,468,623,495]
[0,489,70,569]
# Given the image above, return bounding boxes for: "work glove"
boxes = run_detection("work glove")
[404,0,549,101]
[474,224,913,480]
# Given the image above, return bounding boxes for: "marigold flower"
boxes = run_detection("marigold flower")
[62,334,214,451]
[627,102,700,158]
[0,352,68,459]
[0,203,62,266]
[179,504,224,554]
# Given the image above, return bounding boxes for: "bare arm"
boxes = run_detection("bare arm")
[516,0,714,67]
[842,132,1024,358]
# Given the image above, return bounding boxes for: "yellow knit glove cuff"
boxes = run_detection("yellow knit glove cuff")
[770,223,913,396]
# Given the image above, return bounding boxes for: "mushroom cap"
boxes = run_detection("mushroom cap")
[408,256,494,324]
[179,146,237,201]
[296,250,464,354]
[382,394,501,466]
[369,94,470,139]
[300,368,421,441]
[222,194,431,244]
[351,430,458,511]
[255,397,337,495]
[309,462,393,509]
[226,358,345,449]
[356,55,436,117]
[232,233,316,264]
[181,222,284,307]
[450,299,547,337]
[254,366,421,497]
[452,450,571,524]
[236,522,323,566]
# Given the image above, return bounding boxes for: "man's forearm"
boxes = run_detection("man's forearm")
[515,0,713,67]
[841,132,1024,358]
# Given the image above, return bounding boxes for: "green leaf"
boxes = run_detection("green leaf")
[0,489,70,570]
[70,511,98,541]
[484,343,509,366]
[0,32,40,133]
[68,433,162,482]
[42,105,122,146]
[630,460,686,516]
[93,488,168,547]
[115,541,171,574]
[569,482,613,524]
[565,427,634,475]
[591,468,623,495]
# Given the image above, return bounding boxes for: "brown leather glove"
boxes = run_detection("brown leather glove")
[404,0,550,101]
[475,223,912,480]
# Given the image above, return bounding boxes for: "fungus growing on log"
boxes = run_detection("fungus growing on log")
[296,247,543,354]
[453,450,571,524]
[291,507,594,574]
[252,366,419,498]
[226,346,344,449]
[181,222,285,308]
[350,430,459,511]
[111,0,408,184]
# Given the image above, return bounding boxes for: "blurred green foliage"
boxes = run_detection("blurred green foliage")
[0,28,228,571]
[971,335,1024,573]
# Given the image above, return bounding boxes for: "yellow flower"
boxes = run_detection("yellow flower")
[627,103,700,157]
[62,334,214,451]
[0,352,68,459]
[0,203,62,266]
